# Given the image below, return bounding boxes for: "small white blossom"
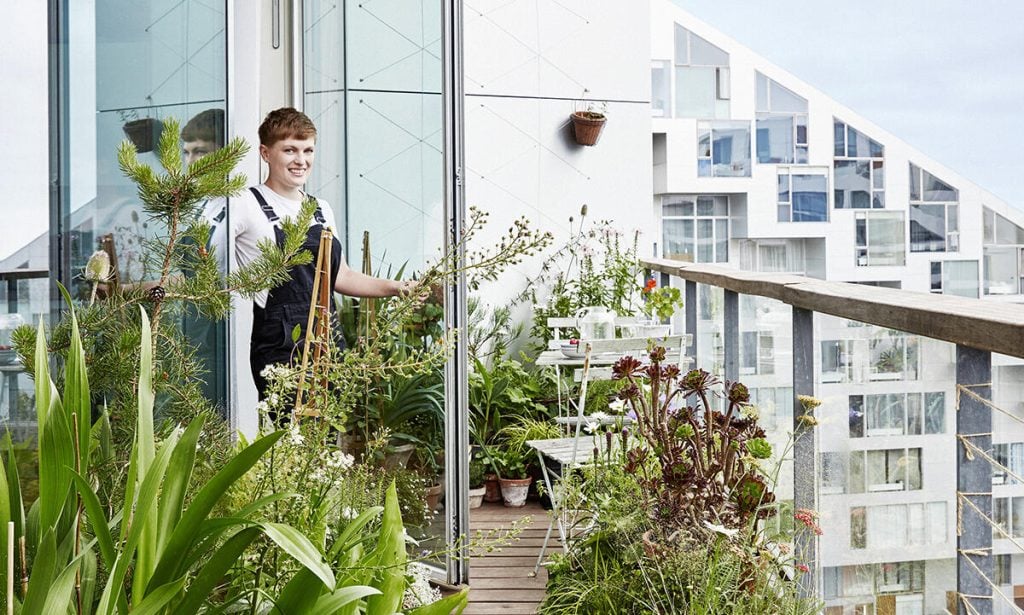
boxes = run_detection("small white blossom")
[608,399,626,413]
[704,520,738,537]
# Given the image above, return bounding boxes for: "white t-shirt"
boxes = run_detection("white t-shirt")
[206,184,339,308]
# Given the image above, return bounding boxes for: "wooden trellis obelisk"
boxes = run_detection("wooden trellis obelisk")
[293,228,335,420]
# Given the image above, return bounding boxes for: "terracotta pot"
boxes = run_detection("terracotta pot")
[425,482,444,511]
[468,486,486,509]
[483,473,502,503]
[499,477,532,507]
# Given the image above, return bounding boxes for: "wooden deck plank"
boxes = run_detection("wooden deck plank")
[467,502,548,614]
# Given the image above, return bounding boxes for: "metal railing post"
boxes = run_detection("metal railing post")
[685,280,697,366]
[792,307,817,598]
[723,290,738,382]
[956,344,992,615]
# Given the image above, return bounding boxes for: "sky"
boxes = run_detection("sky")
[671,0,1024,212]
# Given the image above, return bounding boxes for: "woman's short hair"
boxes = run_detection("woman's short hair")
[181,109,225,147]
[258,107,317,146]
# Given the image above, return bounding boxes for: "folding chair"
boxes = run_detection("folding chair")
[527,334,691,573]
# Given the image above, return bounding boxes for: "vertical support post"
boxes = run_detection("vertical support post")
[957,345,992,615]
[792,307,817,598]
[684,280,697,366]
[723,290,738,382]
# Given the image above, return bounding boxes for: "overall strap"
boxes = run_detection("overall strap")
[249,187,279,223]
[307,194,327,226]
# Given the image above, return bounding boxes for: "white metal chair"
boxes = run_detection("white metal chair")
[527,334,692,573]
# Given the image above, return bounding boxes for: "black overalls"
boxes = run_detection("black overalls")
[248,187,344,398]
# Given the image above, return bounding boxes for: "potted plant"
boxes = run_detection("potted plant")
[633,277,683,337]
[570,101,607,146]
[492,447,533,507]
[469,454,487,509]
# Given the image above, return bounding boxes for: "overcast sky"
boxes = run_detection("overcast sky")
[672,0,1024,212]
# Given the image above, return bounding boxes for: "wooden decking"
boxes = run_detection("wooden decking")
[465,501,555,615]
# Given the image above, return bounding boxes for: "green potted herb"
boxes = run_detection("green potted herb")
[469,454,487,509]
[492,447,532,507]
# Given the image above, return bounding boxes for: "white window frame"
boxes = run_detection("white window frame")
[833,119,885,209]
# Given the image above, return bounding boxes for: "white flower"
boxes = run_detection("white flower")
[589,411,609,423]
[583,421,599,434]
[608,399,626,413]
[84,250,111,282]
[741,404,760,422]
[704,520,738,537]
[340,507,357,520]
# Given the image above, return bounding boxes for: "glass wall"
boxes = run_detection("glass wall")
[303,0,448,565]
[834,120,885,210]
[778,167,828,222]
[855,212,905,267]
[674,24,730,119]
[755,72,807,164]
[697,121,750,177]
[909,164,959,253]
[662,195,729,264]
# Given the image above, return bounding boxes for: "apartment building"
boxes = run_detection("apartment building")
[651,2,1024,613]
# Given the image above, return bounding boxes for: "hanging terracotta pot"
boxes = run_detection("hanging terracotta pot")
[570,111,606,146]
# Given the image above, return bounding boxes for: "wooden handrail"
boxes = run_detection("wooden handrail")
[642,257,1024,360]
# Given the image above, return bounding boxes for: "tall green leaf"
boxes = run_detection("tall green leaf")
[147,430,285,590]
[4,436,25,559]
[60,282,92,477]
[0,452,9,601]
[37,393,74,534]
[155,417,205,558]
[33,317,50,429]
[312,586,383,613]
[69,471,116,569]
[365,481,407,615]
[129,577,186,615]
[39,556,84,615]
[135,307,158,601]
[407,587,470,615]
[20,528,56,615]
[258,522,335,589]
[175,527,261,614]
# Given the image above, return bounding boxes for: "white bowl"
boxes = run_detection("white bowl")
[559,342,585,359]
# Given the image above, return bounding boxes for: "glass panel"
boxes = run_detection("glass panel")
[849,395,865,438]
[921,168,959,202]
[910,204,946,252]
[850,507,867,548]
[924,392,945,434]
[689,31,728,65]
[905,448,922,490]
[778,173,791,203]
[697,219,713,262]
[651,61,671,117]
[833,160,871,209]
[791,174,827,222]
[663,219,694,262]
[1012,496,1024,537]
[674,23,689,65]
[833,120,846,157]
[769,80,808,113]
[756,115,794,164]
[995,498,1010,537]
[866,213,906,266]
[676,66,716,118]
[709,124,750,177]
[909,164,921,200]
[906,393,922,435]
[984,247,1018,295]
[984,207,996,244]
[872,160,884,189]
[755,72,769,111]
[663,196,695,217]
[995,212,1024,245]
[930,262,942,291]
[943,260,979,298]
[867,394,903,436]
[715,219,729,262]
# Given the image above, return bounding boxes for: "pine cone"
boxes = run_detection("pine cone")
[147,285,166,304]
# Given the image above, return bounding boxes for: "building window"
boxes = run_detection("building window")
[755,72,808,164]
[737,239,812,274]
[848,448,923,493]
[849,392,944,438]
[851,503,944,549]
[833,120,885,209]
[855,211,905,266]
[740,330,774,375]
[993,443,1024,485]
[993,497,1024,538]
[995,554,1012,586]
[821,452,848,494]
[674,24,730,118]
[984,246,1024,295]
[929,260,979,298]
[662,195,729,263]
[821,339,855,383]
[697,121,750,177]
[984,206,1024,245]
[651,60,671,117]
[868,332,919,381]
[909,163,959,252]
[748,386,792,432]
[777,168,827,222]
[875,561,927,592]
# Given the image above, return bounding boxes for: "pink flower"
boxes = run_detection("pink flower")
[796,563,810,574]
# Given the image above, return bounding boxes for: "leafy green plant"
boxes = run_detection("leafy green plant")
[497,416,561,465]
[489,447,529,480]
[468,357,547,446]
[639,279,683,322]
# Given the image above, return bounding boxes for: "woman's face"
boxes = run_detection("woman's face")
[261,137,315,192]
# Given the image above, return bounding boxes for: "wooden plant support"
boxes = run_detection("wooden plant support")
[293,229,335,420]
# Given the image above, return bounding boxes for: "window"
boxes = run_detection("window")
[909,164,959,252]
[995,554,1011,586]
[755,72,808,163]
[697,121,750,177]
[993,443,1024,485]
[821,340,855,383]
[833,120,885,209]
[994,497,1024,538]
[869,332,918,381]
[778,168,827,222]
[875,561,926,593]
[825,563,924,599]
[855,212,905,266]
[848,448,923,493]
[984,246,1024,295]
[852,503,945,549]
[821,452,848,494]
[651,60,671,117]
[984,206,1024,245]
[662,196,729,263]
[930,261,979,298]
[749,386,792,432]
[674,25,730,118]
[737,239,810,273]
[740,330,774,375]
[849,392,944,438]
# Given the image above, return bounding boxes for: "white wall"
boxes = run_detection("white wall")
[464,0,654,308]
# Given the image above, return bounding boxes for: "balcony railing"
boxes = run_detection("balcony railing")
[642,257,1024,615]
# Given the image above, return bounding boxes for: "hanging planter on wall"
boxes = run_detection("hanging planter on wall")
[570,111,607,146]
